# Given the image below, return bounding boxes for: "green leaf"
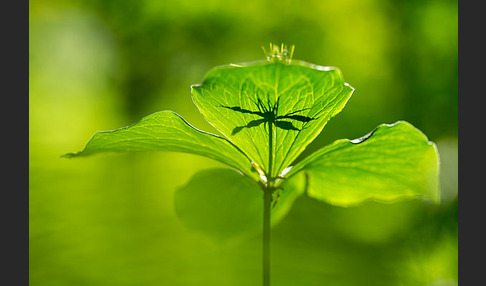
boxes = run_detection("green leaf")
[192,60,354,180]
[287,121,439,207]
[63,111,258,180]
[174,168,305,243]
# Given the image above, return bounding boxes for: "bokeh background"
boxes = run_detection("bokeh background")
[29,0,458,285]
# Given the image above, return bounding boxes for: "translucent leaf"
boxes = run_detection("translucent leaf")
[192,60,354,180]
[63,111,258,180]
[287,121,439,207]
[174,168,305,243]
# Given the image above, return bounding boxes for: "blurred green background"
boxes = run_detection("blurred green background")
[29,0,458,285]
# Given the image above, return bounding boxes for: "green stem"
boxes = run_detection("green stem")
[268,120,274,178]
[263,120,274,286]
[263,186,272,286]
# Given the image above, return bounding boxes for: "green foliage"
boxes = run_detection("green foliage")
[31,1,457,284]
[174,168,305,243]
[62,110,258,180]
[289,121,439,206]
[65,51,440,238]
[192,60,353,179]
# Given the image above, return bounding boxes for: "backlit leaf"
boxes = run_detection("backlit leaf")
[63,111,258,180]
[174,168,306,243]
[287,121,439,207]
[192,60,354,180]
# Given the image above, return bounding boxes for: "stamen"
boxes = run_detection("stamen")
[262,43,295,64]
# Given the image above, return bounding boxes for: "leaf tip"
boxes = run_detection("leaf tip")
[60,152,76,159]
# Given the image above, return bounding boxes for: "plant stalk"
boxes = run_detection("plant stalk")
[263,118,274,286]
[263,186,272,286]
